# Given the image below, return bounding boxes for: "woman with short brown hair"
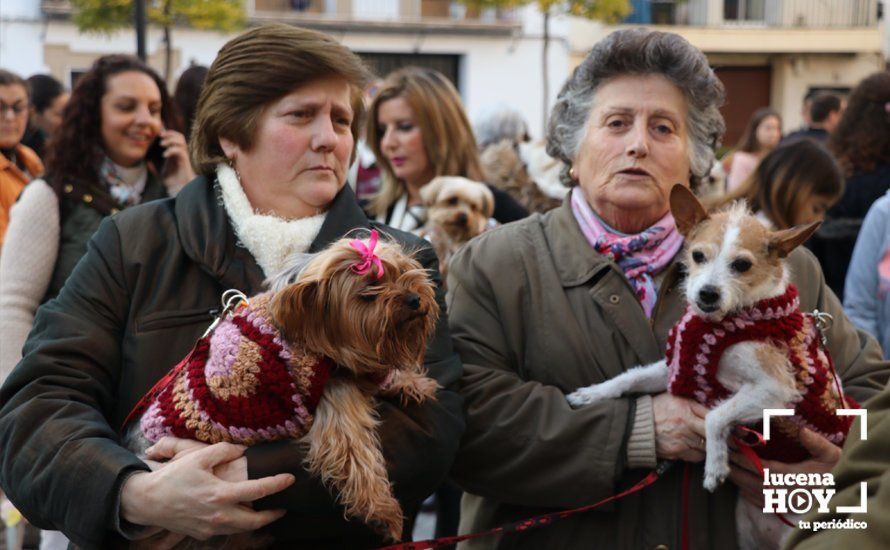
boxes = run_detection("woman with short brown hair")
[0,24,464,547]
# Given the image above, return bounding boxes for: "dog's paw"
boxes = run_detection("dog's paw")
[703,461,730,492]
[369,497,405,542]
[403,375,438,404]
[566,385,613,407]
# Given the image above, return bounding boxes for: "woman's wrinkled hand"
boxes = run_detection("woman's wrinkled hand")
[121,442,293,539]
[146,436,247,482]
[158,129,195,195]
[729,427,842,507]
[652,393,709,463]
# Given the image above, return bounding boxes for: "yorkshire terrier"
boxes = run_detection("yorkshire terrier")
[124,230,440,545]
[566,185,858,549]
[416,176,495,282]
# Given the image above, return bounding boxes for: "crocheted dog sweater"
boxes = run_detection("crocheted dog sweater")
[666,285,858,462]
[131,292,333,446]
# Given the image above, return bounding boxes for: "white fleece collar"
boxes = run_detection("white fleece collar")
[216,163,326,277]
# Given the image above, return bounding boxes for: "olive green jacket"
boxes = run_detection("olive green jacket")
[447,199,890,550]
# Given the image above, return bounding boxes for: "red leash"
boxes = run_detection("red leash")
[378,462,675,550]
[732,429,796,528]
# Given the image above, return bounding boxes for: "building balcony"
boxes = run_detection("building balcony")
[40,0,521,36]
[624,0,880,28]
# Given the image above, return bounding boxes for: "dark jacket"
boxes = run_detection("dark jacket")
[447,199,890,549]
[0,176,465,548]
[809,162,890,299]
[372,184,529,227]
[43,171,167,302]
[781,127,829,145]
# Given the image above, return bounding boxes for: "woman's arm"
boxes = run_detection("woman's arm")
[804,247,890,402]
[844,197,890,342]
[0,217,150,547]
[0,180,59,383]
[445,232,636,509]
[0,217,292,547]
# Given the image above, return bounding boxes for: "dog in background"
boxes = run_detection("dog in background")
[566,185,858,549]
[480,140,562,213]
[417,176,495,282]
[124,230,440,545]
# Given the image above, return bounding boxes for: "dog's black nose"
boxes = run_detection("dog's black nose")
[456,213,468,225]
[698,286,720,305]
[404,293,421,310]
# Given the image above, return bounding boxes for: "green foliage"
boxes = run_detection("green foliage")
[565,0,630,22]
[71,0,245,33]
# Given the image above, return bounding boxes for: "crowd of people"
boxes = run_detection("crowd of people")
[0,23,889,550]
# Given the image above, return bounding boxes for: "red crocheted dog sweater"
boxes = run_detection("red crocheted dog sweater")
[127,293,333,445]
[666,285,858,462]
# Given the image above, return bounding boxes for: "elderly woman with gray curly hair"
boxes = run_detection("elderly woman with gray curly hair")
[446,28,889,549]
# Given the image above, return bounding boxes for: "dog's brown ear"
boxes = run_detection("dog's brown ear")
[269,280,321,344]
[768,221,821,258]
[670,184,709,237]
[479,184,495,218]
[420,177,447,207]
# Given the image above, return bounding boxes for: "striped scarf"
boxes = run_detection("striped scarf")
[570,187,684,317]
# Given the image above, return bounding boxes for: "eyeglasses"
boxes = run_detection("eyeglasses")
[0,102,29,117]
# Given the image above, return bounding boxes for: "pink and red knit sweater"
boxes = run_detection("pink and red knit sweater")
[666,285,858,462]
[129,292,333,446]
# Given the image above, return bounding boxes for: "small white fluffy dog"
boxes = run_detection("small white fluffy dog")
[567,185,856,549]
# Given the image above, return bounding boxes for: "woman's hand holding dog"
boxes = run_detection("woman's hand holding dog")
[728,428,842,507]
[653,393,710,463]
[120,441,295,539]
[146,436,249,482]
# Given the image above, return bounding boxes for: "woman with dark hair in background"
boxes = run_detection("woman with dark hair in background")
[0,54,192,382]
[173,64,209,139]
[21,74,69,159]
[723,107,781,193]
[711,139,844,230]
[808,71,890,299]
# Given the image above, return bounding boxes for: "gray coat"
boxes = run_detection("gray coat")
[446,199,890,549]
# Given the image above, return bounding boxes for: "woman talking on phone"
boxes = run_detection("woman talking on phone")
[0,55,192,382]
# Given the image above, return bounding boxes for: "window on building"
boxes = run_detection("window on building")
[69,70,87,89]
[358,52,461,91]
[651,0,677,24]
[724,0,765,22]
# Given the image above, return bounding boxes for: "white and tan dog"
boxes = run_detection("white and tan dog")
[416,176,495,281]
[567,185,856,549]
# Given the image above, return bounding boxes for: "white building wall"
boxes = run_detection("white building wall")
[0,0,46,74]
[342,18,569,139]
[771,53,886,131]
[13,6,569,138]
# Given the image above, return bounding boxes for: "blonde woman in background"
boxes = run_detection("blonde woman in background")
[364,67,526,231]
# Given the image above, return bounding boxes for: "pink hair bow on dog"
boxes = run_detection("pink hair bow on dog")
[350,229,384,279]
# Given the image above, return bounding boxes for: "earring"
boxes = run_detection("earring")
[226,157,241,181]
[569,166,577,180]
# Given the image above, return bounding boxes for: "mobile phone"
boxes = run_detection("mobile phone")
[146,136,166,173]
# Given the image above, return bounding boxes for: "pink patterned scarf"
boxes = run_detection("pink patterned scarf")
[571,187,684,317]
